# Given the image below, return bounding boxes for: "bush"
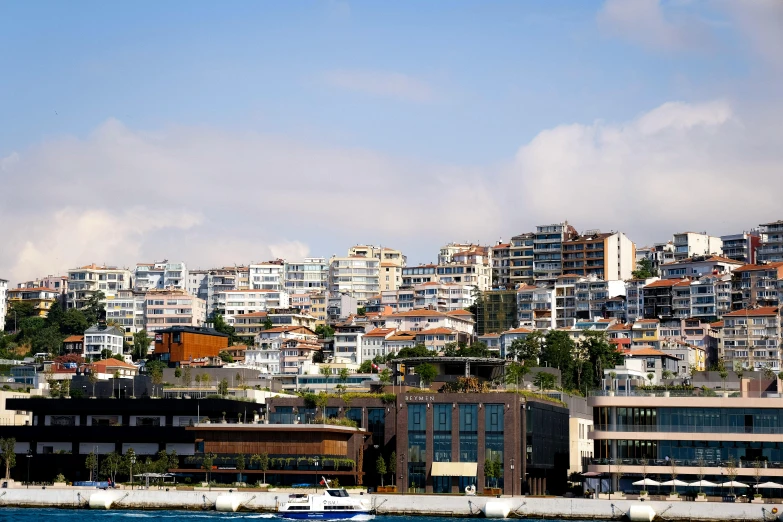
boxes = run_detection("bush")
[54,473,66,482]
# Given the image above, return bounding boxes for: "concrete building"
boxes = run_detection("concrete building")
[517,285,556,330]
[533,222,578,285]
[384,308,475,336]
[348,245,407,268]
[16,275,68,305]
[477,289,517,335]
[401,264,438,287]
[104,289,145,343]
[688,273,733,320]
[216,289,290,316]
[731,262,783,310]
[195,267,241,317]
[672,231,723,261]
[333,325,364,365]
[562,230,636,281]
[490,241,512,288]
[574,277,626,321]
[284,258,329,294]
[361,327,396,361]
[67,264,133,310]
[381,288,416,313]
[636,242,675,273]
[249,260,285,291]
[723,306,782,371]
[758,220,783,263]
[659,255,743,280]
[0,278,7,331]
[308,292,328,325]
[134,261,188,292]
[328,256,380,305]
[7,287,60,318]
[509,233,535,287]
[438,242,479,265]
[625,277,658,322]
[381,262,402,291]
[143,289,207,335]
[412,282,475,312]
[721,231,761,264]
[437,246,492,291]
[641,279,691,320]
[84,324,126,360]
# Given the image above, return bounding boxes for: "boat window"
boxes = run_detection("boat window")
[327,490,349,497]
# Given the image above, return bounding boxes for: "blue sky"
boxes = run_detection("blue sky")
[1,0,782,281]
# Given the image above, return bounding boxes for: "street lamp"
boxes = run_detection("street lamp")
[313,457,319,492]
[130,455,136,490]
[510,458,515,496]
[399,452,405,495]
[26,449,32,488]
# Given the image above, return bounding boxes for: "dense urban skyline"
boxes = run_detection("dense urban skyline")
[1,1,782,283]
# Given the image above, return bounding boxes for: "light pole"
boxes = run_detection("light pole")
[400,452,405,495]
[130,455,136,490]
[313,457,319,493]
[26,449,32,488]
[510,458,515,496]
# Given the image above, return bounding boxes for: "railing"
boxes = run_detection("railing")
[593,424,783,434]
[590,457,783,468]
[588,389,782,398]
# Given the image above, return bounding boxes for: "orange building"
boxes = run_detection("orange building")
[153,326,229,366]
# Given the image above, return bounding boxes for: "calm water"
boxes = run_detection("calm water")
[0,512,495,522]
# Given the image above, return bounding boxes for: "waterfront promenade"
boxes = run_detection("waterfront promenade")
[0,486,781,520]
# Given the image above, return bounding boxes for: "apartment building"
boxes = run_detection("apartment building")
[84,324,125,360]
[688,273,733,320]
[198,267,241,317]
[249,260,284,291]
[284,258,328,294]
[574,277,625,321]
[509,233,535,287]
[144,289,207,334]
[348,245,407,268]
[659,255,742,279]
[630,319,661,349]
[412,282,474,312]
[381,263,403,291]
[308,292,327,325]
[104,289,145,342]
[67,264,132,310]
[17,275,68,305]
[0,278,7,331]
[533,222,578,285]
[401,264,437,287]
[490,241,511,288]
[732,262,783,310]
[624,277,659,322]
[328,256,380,305]
[438,242,478,265]
[561,230,635,281]
[381,288,415,313]
[723,307,782,371]
[384,309,475,336]
[476,289,517,335]
[361,328,396,361]
[333,325,364,365]
[7,287,60,318]
[641,279,691,320]
[134,261,188,292]
[216,289,290,316]
[517,284,555,330]
[236,265,250,291]
[437,246,492,291]
[721,231,761,264]
[636,242,675,273]
[671,232,722,261]
[758,220,783,262]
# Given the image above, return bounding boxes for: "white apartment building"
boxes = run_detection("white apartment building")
[144,289,207,334]
[349,245,407,268]
[191,267,241,316]
[509,233,535,287]
[574,277,626,321]
[721,231,760,264]
[244,347,280,375]
[217,289,290,316]
[636,242,675,272]
[381,288,416,313]
[134,261,188,292]
[671,232,723,261]
[84,324,125,360]
[722,307,782,371]
[249,261,285,291]
[333,327,364,365]
[402,264,438,287]
[284,258,329,294]
[0,278,7,331]
[625,277,659,322]
[517,285,556,330]
[103,289,145,342]
[436,247,492,291]
[361,328,396,361]
[758,220,783,263]
[438,243,478,265]
[328,256,380,305]
[383,309,475,336]
[659,255,743,280]
[67,264,132,309]
[413,282,475,312]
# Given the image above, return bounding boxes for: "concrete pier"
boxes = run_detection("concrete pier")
[0,488,781,520]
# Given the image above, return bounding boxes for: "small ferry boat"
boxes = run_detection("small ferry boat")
[277,478,374,520]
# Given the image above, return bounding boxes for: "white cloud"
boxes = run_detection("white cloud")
[719,0,783,71]
[597,0,714,51]
[322,69,434,102]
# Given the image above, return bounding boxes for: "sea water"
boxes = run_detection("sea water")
[0,511,508,522]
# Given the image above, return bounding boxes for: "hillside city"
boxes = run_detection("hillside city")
[2,218,783,498]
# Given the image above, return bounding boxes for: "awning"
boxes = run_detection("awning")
[431,462,478,477]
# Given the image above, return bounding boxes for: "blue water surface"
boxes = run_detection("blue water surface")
[0,511,490,522]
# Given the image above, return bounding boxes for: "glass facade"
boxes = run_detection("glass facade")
[594,407,783,434]
[408,404,426,491]
[433,404,452,493]
[459,404,478,491]
[368,408,385,443]
[485,404,504,489]
[346,407,363,428]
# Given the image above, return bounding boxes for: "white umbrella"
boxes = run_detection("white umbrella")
[688,480,720,488]
[633,478,661,486]
[660,479,690,487]
[754,482,783,489]
[720,481,749,488]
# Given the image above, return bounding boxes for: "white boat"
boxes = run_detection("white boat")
[277,478,374,520]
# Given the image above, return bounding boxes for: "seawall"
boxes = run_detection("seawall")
[0,488,781,520]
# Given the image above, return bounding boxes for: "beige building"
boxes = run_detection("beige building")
[437,246,492,291]
[509,233,535,287]
[348,245,407,267]
[7,287,60,318]
[328,256,380,305]
[562,230,636,281]
[67,264,132,310]
[723,306,782,372]
[144,289,207,334]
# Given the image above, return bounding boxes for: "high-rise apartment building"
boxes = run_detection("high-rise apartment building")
[562,230,635,281]
[721,231,761,264]
[348,245,406,268]
[533,222,578,285]
[249,260,285,291]
[104,289,145,342]
[490,242,511,288]
[144,289,207,335]
[134,261,188,292]
[67,264,132,310]
[328,256,380,305]
[758,220,783,263]
[284,258,329,294]
[509,233,535,287]
[671,232,722,261]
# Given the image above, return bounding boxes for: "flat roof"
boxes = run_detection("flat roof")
[154,326,229,337]
[188,423,365,433]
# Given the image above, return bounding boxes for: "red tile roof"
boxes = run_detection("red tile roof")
[644,279,684,288]
[724,307,780,317]
[505,327,534,334]
[416,327,457,336]
[733,262,783,273]
[364,328,396,338]
[63,335,84,343]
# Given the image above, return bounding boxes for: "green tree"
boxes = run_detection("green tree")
[376,455,387,487]
[632,258,658,279]
[85,451,98,481]
[202,452,216,483]
[359,360,373,373]
[541,330,575,389]
[393,344,433,358]
[379,368,392,385]
[182,367,192,387]
[45,301,65,330]
[132,330,152,361]
[580,331,623,392]
[100,348,113,360]
[212,314,240,345]
[389,450,396,486]
[236,453,246,481]
[61,308,89,336]
[83,291,106,326]
[217,378,229,396]
[258,452,269,485]
[88,370,99,398]
[533,371,556,391]
[508,332,544,363]
[338,368,350,390]
[357,307,366,316]
[504,361,529,389]
[415,363,437,388]
[100,451,122,483]
[263,317,274,330]
[122,448,137,482]
[0,437,16,479]
[484,457,496,488]
[320,365,332,392]
[174,368,182,380]
[315,324,335,339]
[219,351,234,363]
